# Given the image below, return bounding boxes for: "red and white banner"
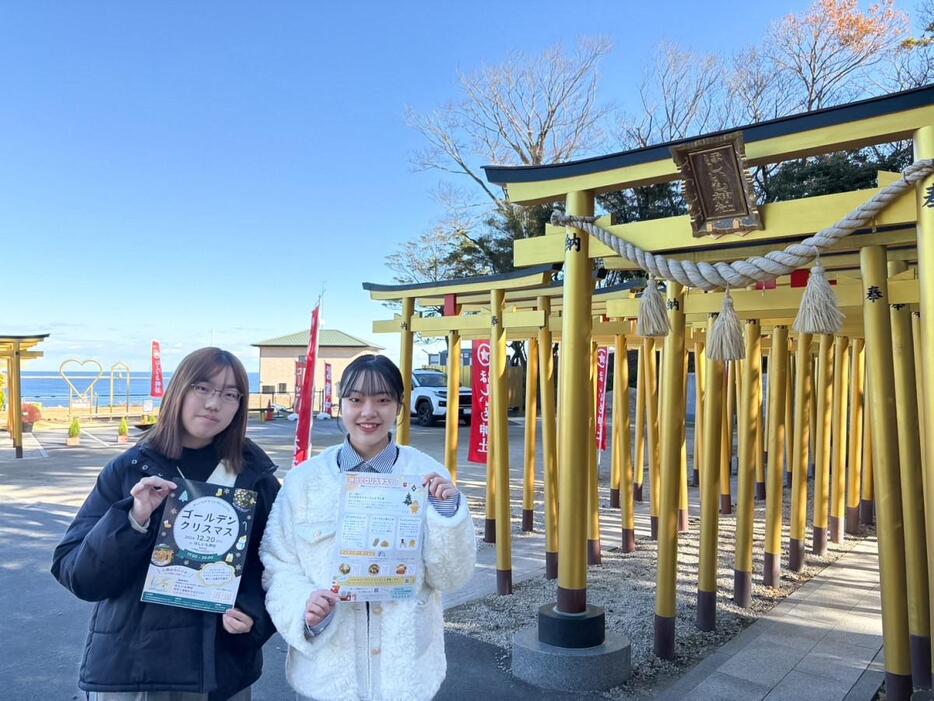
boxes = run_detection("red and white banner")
[468,340,491,464]
[293,305,320,466]
[150,341,165,398]
[323,363,333,416]
[595,347,609,452]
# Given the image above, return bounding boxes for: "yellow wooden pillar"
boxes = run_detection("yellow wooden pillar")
[490,288,512,594]
[861,244,912,698]
[555,190,593,614]
[828,336,849,544]
[846,338,865,534]
[679,347,690,533]
[654,281,685,659]
[537,297,559,579]
[634,344,646,501]
[445,329,462,482]
[720,361,734,515]
[734,320,760,607]
[861,374,875,526]
[764,326,788,586]
[610,346,622,507]
[397,297,414,445]
[809,353,818,478]
[812,334,834,556]
[8,344,23,459]
[754,344,765,502]
[614,330,635,552]
[913,312,927,468]
[696,316,722,630]
[646,337,660,538]
[915,125,934,689]
[693,334,707,490]
[522,336,539,532]
[891,297,932,688]
[588,344,601,565]
[789,331,813,572]
[785,350,795,489]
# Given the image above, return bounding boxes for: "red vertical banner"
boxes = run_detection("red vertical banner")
[292,305,320,466]
[595,347,609,451]
[468,340,491,464]
[150,341,165,398]
[323,362,333,416]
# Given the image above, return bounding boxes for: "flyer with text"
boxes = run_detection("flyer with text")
[141,479,257,613]
[331,473,427,602]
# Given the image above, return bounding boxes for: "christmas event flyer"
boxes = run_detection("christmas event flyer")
[330,473,427,602]
[141,479,257,613]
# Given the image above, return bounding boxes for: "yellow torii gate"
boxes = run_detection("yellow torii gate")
[1,334,49,458]
[481,85,934,696]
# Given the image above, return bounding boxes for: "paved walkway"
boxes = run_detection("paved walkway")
[656,536,885,701]
[0,416,889,700]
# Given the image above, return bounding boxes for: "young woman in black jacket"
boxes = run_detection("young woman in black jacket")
[52,347,280,701]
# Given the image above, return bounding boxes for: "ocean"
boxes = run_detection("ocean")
[14,371,262,408]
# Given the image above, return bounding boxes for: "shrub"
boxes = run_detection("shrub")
[22,404,42,424]
[118,417,129,436]
[68,418,81,438]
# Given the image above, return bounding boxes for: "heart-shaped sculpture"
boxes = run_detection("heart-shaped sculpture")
[59,359,105,400]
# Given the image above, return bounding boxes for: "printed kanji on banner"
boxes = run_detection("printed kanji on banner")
[468,341,492,464]
[595,347,609,452]
[323,362,333,416]
[150,341,165,398]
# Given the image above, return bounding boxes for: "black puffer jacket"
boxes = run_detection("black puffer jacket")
[51,438,280,700]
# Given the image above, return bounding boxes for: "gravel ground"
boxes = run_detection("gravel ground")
[446,477,873,700]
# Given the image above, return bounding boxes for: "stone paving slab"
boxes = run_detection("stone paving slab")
[658,536,884,701]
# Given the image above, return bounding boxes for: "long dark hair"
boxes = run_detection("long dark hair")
[145,347,250,474]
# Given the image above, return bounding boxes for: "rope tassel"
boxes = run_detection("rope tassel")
[707,290,745,361]
[792,262,845,335]
[637,276,670,337]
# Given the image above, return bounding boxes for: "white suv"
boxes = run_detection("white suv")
[410,370,472,426]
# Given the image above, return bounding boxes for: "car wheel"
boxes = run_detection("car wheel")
[415,400,435,426]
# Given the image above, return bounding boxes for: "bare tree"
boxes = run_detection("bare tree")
[407,37,612,203]
[385,227,463,286]
[767,0,909,111]
[403,37,613,279]
[881,0,934,89]
[618,42,726,149]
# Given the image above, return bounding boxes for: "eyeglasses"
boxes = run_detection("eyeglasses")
[189,382,243,405]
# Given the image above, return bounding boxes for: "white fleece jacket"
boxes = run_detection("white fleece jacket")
[260,445,477,701]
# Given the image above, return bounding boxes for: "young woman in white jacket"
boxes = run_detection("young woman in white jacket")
[261,354,477,701]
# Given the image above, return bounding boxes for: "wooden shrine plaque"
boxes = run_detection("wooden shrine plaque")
[670,132,762,238]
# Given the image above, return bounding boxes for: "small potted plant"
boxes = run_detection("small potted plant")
[117,416,130,444]
[66,417,81,447]
[22,404,42,433]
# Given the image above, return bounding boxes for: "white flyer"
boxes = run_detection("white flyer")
[330,472,427,602]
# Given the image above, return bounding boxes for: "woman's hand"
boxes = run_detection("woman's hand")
[222,607,254,634]
[129,476,177,525]
[423,472,458,500]
[304,589,340,627]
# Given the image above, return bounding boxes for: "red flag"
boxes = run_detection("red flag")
[468,341,491,464]
[292,306,320,466]
[595,347,609,451]
[150,341,165,398]
[323,363,333,416]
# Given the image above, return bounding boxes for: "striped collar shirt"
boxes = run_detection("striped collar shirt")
[337,436,399,473]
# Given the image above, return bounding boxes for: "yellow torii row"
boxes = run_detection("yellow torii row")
[365,85,934,697]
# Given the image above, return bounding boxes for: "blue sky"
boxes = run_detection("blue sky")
[2,1,824,371]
